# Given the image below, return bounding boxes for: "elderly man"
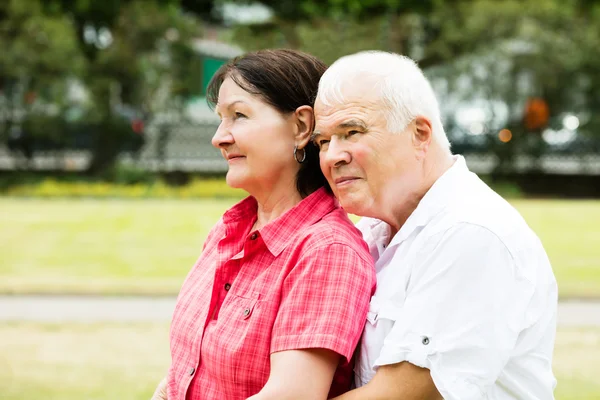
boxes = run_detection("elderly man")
[312,51,558,400]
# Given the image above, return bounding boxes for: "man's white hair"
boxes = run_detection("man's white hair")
[317,51,450,149]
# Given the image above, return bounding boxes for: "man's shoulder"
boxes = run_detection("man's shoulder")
[435,177,535,245]
[422,184,552,283]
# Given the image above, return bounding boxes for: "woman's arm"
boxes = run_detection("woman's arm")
[150,376,168,400]
[247,348,339,400]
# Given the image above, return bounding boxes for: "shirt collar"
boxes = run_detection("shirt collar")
[223,187,338,257]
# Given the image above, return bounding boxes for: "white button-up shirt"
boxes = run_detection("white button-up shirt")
[355,156,558,400]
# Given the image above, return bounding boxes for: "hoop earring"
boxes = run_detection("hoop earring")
[293,145,306,164]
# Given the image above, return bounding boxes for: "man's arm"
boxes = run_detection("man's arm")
[337,224,535,400]
[333,362,442,400]
[247,348,339,400]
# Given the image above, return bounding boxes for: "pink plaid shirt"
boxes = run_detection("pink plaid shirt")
[167,187,376,400]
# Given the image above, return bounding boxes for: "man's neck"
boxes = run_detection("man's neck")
[387,151,455,236]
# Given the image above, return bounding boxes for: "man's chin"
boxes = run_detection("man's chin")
[338,197,361,216]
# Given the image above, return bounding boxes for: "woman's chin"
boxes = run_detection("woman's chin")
[225,173,246,190]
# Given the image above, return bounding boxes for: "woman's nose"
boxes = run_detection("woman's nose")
[212,121,234,149]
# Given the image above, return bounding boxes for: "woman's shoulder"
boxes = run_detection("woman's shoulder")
[300,207,369,254]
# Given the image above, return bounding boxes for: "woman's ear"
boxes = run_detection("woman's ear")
[294,105,315,148]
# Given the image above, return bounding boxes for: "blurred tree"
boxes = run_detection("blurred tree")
[2,0,599,174]
[221,0,600,172]
[0,0,84,160]
[1,0,206,173]
[41,0,203,174]
[424,0,600,171]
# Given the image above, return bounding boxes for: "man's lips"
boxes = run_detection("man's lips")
[334,177,359,185]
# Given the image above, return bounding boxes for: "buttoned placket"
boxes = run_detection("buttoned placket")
[184,230,249,397]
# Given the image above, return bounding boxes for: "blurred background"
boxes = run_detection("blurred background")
[0,0,599,399]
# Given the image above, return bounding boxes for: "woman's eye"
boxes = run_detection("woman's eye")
[234,112,246,119]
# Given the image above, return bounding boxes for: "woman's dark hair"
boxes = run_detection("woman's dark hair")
[207,49,330,197]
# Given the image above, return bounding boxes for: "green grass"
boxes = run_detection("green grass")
[0,198,234,295]
[0,322,170,400]
[0,322,597,399]
[510,200,600,298]
[0,198,599,298]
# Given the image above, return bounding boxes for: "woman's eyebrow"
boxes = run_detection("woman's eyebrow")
[215,100,248,113]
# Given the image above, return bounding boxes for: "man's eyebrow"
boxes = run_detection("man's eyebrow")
[311,119,368,142]
[338,119,367,130]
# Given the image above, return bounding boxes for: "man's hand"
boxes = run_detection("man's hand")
[150,377,168,400]
[333,362,442,400]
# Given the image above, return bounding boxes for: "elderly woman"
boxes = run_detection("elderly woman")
[151,49,376,400]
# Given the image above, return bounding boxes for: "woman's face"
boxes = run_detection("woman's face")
[212,77,299,195]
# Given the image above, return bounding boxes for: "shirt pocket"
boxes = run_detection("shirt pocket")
[355,295,401,387]
[228,291,261,321]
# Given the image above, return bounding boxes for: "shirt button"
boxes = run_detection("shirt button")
[243,308,251,317]
[224,283,231,291]
[188,367,195,376]
[250,232,258,240]
[422,336,430,345]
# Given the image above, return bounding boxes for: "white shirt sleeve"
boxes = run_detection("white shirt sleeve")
[374,223,536,400]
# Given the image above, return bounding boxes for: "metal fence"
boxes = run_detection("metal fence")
[2,120,600,176]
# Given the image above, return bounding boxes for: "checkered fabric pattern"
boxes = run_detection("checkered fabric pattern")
[167,187,376,400]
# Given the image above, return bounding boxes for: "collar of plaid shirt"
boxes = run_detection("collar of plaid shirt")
[222,186,338,256]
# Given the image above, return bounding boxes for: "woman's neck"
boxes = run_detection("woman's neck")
[251,184,303,231]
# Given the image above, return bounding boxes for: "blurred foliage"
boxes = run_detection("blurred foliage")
[0,0,202,174]
[2,177,245,199]
[1,0,600,176]
[226,0,600,172]
[0,0,84,143]
[0,172,524,199]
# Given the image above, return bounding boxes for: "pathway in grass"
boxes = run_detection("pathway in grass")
[1,295,599,326]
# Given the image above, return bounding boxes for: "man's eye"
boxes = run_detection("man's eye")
[317,139,330,149]
[347,130,360,136]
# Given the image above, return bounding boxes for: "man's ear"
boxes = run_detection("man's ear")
[294,105,315,148]
[412,116,433,158]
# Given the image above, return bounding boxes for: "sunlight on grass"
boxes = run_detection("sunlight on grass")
[0,323,597,399]
[510,200,600,298]
[0,198,235,294]
[1,198,599,297]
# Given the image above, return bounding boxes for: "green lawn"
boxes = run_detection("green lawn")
[0,322,597,399]
[1,198,599,298]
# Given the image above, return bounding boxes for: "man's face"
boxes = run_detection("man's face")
[313,91,418,217]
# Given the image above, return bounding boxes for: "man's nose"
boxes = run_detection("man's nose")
[323,136,351,168]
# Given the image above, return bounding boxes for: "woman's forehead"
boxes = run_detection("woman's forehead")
[216,79,258,109]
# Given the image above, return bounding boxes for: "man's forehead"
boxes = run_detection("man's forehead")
[314,96,381,131]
